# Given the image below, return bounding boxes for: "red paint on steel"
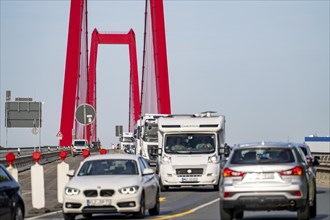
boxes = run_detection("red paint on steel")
[149,0,171,114]
[87,29,140,143]
[59,0,87,146]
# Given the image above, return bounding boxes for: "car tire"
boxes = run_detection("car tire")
[159,178,169,192]
[297,198,310,220]
[13,203,24,220]
[133,194,145,218]
[220,202,233,220]
[149,190,160,216]
[63,213,76,220]
[233,209,244,219]
[310,189,317,218]
[82,213,92,219]
[213,178,220,191]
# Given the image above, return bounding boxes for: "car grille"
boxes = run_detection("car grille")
[84,190,97,197]
[148,145,158,161]
[176,168,203,175]
[82,206,117,213]
[100,189,115,197]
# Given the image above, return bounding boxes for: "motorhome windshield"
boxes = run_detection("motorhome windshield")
[164,134,216,154]
[142,120,158,142]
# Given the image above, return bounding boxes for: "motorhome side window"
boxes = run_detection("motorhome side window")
[164,134,216,154]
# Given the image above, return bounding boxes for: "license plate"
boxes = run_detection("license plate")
[86,199,111,206]
[245,173,274,181]
[181,177,198,182]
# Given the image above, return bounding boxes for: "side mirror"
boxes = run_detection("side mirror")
[143,168,154,176]
[151,148,162,156]
[224,144,231,157]
[312,157,320,166]
[67,170,75,177]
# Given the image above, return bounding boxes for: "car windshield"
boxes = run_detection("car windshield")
[74,141,87,146]
[230,148,295,164]
[77,159,139,176]
[164,134,216,154]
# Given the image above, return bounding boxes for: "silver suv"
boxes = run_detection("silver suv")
[219,141,317,220]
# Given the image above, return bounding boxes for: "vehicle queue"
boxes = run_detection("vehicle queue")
[1,112,320,220]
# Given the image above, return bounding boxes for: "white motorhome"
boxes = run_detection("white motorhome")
[119,132,135,154]
[157,112,226,191]
[135,114,168,165]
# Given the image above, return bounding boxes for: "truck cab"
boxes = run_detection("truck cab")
[135,114,168,166]
[157,112,226,191]
[119,132,136,154]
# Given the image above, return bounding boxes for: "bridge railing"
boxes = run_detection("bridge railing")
[0,146,99,171]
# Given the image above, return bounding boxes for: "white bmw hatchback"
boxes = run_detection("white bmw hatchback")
[62,154,160,220]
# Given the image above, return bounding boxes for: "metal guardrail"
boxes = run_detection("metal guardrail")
[0,146,99,172]
[314,153,330,172]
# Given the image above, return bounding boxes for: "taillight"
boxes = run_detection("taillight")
[222,167,245,177]
[306,157,313,166]
[280,166,303,176]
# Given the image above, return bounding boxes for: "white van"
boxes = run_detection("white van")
[72,139,89,156]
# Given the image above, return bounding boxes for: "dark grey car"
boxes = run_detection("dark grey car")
[0,164,25,220]
[219,141,317,220]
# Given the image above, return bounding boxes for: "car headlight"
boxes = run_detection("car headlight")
[162,154,171,164]
[65,187,80,196]
[119,186,139,194]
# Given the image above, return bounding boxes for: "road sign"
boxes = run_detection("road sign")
[75,104,96,125]
[5,101,42,128]
[56,131,63,140]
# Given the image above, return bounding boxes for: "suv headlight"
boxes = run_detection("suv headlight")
[119,186,139,194]
[65,187,80,196]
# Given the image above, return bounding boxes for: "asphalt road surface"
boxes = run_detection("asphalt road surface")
[17,153,330,220]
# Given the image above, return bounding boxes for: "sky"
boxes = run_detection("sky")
[0,0,329,148]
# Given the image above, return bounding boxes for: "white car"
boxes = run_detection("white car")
[62,154,160,220]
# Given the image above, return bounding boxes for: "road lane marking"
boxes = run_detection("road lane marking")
[25,210,62,220]
[153,197,220,220]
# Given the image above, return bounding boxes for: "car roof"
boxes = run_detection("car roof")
[233,141,296,149]
[83,153,140,162]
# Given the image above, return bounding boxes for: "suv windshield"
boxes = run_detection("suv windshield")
[164,134,215,154]
[230,148,295,164]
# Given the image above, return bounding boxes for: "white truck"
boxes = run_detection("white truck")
[156,112,226,191]
[135,114,168,165]
[71,139,89,157]
[119,132,136,154]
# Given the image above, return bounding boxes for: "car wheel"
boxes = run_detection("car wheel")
[213,181,220,191]
[159,178,169,192]
[220,202,233,220]
[233,209,244,219]
[310,189,317,218]
[13,203,24,220]
[149,190,160,216]
[297,198,310,220]
[82,213,92,219]
[63,213,76,220]
[133,194,145,218]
